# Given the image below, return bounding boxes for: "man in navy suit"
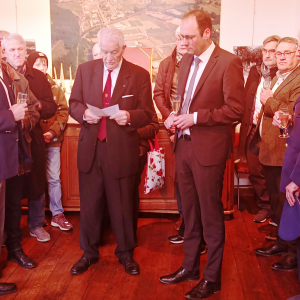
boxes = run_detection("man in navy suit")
[273,31,300,285]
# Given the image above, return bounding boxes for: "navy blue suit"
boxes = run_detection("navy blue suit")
[280,96,300,281]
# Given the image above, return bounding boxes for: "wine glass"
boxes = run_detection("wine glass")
[171,95,181,116]
[278,107,290,138]
[263,78,271,90]
[17,92,28,105]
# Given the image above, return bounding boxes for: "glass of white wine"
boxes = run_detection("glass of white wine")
[172,95,181,116]
[279,107,290,138]
[263,78,271,90]
[17,92,28,105]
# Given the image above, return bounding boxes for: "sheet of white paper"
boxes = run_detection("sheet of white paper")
[87,103,119,117]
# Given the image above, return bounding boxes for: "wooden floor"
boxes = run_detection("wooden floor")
[1,192,300,300]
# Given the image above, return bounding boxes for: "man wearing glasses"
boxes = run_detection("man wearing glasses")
[252,37,300,272]
[159,10,245,299]
[238,36,280,225]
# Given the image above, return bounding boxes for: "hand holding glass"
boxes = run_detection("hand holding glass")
[279,107,290,138]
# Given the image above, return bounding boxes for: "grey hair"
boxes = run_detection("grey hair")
[276,37,298,49]
[2,33,26,50]
[263,35,281,47]
[97,26,124,49]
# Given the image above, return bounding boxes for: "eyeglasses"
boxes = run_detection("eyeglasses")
[177,35,196,44]
[275,51,296,58]
[262,49,276,55]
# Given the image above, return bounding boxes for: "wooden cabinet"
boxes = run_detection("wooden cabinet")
[60,123,235,215]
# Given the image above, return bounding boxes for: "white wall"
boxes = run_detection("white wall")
[220,0,300,52]
[0,0,52,72]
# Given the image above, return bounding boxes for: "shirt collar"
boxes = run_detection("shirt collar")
[103,57,123,74]
[194,41,215,64]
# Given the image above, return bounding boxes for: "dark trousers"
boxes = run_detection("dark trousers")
[246,125,270,211]
[133,153,148,241]
[263,165,297,257]
[176,138,225,282]
[5,174,25,252]
[79,141,135,260]
[0,180,5,258]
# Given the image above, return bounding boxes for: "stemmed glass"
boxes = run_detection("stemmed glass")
[17,92,28,104]
[263,78,271,90]
[171,95,181,116]
[279,107,290,138]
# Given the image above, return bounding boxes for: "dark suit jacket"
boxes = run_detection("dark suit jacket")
[24,64,57,198]
[238,65,277,160]
[174,44,245,166]
[69,58,154,179]
[250,65,300,166]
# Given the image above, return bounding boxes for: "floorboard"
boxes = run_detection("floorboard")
[1,192,300,300]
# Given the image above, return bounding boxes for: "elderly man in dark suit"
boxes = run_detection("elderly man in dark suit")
[159,10,245,299]
[0,33,39,294]
[69,26,154,276]
[253,37,300,272]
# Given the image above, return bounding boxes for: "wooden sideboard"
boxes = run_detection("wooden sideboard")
[60,123,235,215]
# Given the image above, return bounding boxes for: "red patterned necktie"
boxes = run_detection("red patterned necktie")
[98,69,113,141]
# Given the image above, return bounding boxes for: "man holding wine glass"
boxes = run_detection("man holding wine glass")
[238,35,280,225]
[253,36,300,272]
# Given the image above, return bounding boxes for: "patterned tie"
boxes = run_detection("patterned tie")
[98,69,113,141]
[178,57,201,137]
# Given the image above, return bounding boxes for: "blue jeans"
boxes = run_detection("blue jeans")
[28,147,64,230]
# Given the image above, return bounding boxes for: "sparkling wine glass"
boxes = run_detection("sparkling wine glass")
[279,107,290,138]
[17,92,28,104]
[171,95,181,116]
[263,78,271,90]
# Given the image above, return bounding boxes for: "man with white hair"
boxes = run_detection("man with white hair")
[92,43,101,60]
[69,26,154,275]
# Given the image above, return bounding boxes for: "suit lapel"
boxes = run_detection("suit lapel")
[109,59,129,106]
[273,66,300,97]
[191,45,220,101]
[93,60,104,108]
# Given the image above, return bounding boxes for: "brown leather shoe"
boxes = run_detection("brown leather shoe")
[185,278,221,299]
[160,267,200,284]
[7,248,37,269]
[271,256,298,271]
[119,257,140,275]
[71,255,98,275]
[0,282,17,296]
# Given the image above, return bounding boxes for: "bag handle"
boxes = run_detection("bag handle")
[148,133,160,152]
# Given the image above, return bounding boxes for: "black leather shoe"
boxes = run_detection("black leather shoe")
[7,248,37,269]
[159,267,200,284]
[119,257,140,275]
[0,282,17,296]
[271,256,298,271]
[200,244,207,255]
[265,233,277,241]
[70,255,98,275]
[185,278,221,299]
[168,235,184,244]
[255,244,287,257]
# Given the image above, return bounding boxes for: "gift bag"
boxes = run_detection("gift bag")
[144,134,165,194]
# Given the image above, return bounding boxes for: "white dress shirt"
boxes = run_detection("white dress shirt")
[182,42,216,136]
[103,58,123,94]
